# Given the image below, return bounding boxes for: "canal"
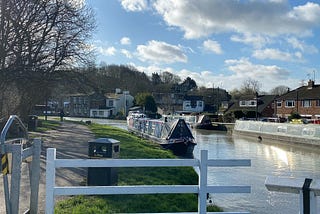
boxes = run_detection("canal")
[66,117,320,213]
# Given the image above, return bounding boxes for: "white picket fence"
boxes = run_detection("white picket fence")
[46,149,251,214]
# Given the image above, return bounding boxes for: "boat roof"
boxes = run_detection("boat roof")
[166,119,194,139]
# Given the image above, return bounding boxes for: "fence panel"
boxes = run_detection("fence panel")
[46,149,251,214]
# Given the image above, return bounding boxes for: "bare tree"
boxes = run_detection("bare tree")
[240,78,261,95]
[161,71,181,84]
[0,0,95,119]
[270,85,289,96]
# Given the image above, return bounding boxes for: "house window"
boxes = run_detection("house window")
[302,100,311,107]
[249,100,256,106]
[285,100,295,108]
[108,100,114,107]
[239,100,256,107]
[277,101,282,108]
[316,100,320,107]
[239,100,246,106]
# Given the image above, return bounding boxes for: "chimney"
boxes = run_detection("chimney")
[307,79,314,89]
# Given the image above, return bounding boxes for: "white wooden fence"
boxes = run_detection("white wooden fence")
[46,149,251,214]
[265,176,320,214]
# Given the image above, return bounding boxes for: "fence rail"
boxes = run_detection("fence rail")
[265,176,320,214]
[46,149,251,214]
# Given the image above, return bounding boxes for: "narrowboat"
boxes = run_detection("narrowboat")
[127,112,196,156]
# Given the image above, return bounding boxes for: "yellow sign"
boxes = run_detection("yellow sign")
[1,154,8,175]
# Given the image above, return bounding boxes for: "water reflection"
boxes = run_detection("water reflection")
[192,129,320,214]
[269,146,289,166]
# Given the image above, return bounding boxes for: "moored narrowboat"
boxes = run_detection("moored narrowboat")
[127,112,196,156]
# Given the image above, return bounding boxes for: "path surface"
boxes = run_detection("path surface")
[0,121,95,213]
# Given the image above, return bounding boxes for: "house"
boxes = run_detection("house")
[105,88,134,117]
[182,95,204,113]
[225,94,277,120]
[69,92,106,117]
[68,89,134,118]
[276,80,320,119]
[152,92,184,114]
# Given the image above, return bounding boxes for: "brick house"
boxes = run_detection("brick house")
[225,94,277,120]
[275,80,320,119]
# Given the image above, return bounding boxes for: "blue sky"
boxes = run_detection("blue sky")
[86,0,320,92]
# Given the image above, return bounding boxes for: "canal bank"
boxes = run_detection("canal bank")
[234,120,320,147]
[63,117,320,213]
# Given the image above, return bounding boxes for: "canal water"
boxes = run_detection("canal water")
[66,117,320,213]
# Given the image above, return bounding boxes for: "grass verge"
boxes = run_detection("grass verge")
[54,122,222,213]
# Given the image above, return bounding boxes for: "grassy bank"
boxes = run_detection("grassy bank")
[53,123,222,213]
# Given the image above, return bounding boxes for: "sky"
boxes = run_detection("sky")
[85,0,320,93]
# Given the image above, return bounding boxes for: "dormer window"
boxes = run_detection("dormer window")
[239,100,257,107]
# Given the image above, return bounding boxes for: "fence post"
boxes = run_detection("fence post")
[198,150,208,214]
[30,139,41,214]
[10,144,23,214]
[46,148,56,214]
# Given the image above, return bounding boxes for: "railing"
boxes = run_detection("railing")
[46,149,251,214]
[265,176,320,214]
[0,115,41,214]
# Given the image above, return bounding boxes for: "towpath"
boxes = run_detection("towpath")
[0,121,95,213]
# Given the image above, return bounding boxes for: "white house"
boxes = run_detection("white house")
[105,89,134,116]
[182,96,204,113]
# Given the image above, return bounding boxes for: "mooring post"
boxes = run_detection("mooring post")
[300,178,313,214]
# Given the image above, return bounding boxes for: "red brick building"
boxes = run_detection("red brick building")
[275,80,320,119]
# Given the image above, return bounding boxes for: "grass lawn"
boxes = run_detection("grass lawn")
[50,122,222,213]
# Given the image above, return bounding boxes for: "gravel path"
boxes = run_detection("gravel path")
[0,121,95,213]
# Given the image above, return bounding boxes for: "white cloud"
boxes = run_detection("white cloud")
[286,37,318,54]
[288,2,320,22]
[136,40,187,64]
[121,0,148,12]
[252,48,294,61]
[230,33,271,49]
[120,37,131,45]
[225,58,289,80]
[133,58,296,92]
[203,39,223,54]
[97,46,117,56]
[121,49,132,58]
[152,0,320,39]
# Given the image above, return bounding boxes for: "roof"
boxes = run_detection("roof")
[276,84,320,100]
[184,95,203,101]
[105,93,121,99]
[226,95,277,114]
